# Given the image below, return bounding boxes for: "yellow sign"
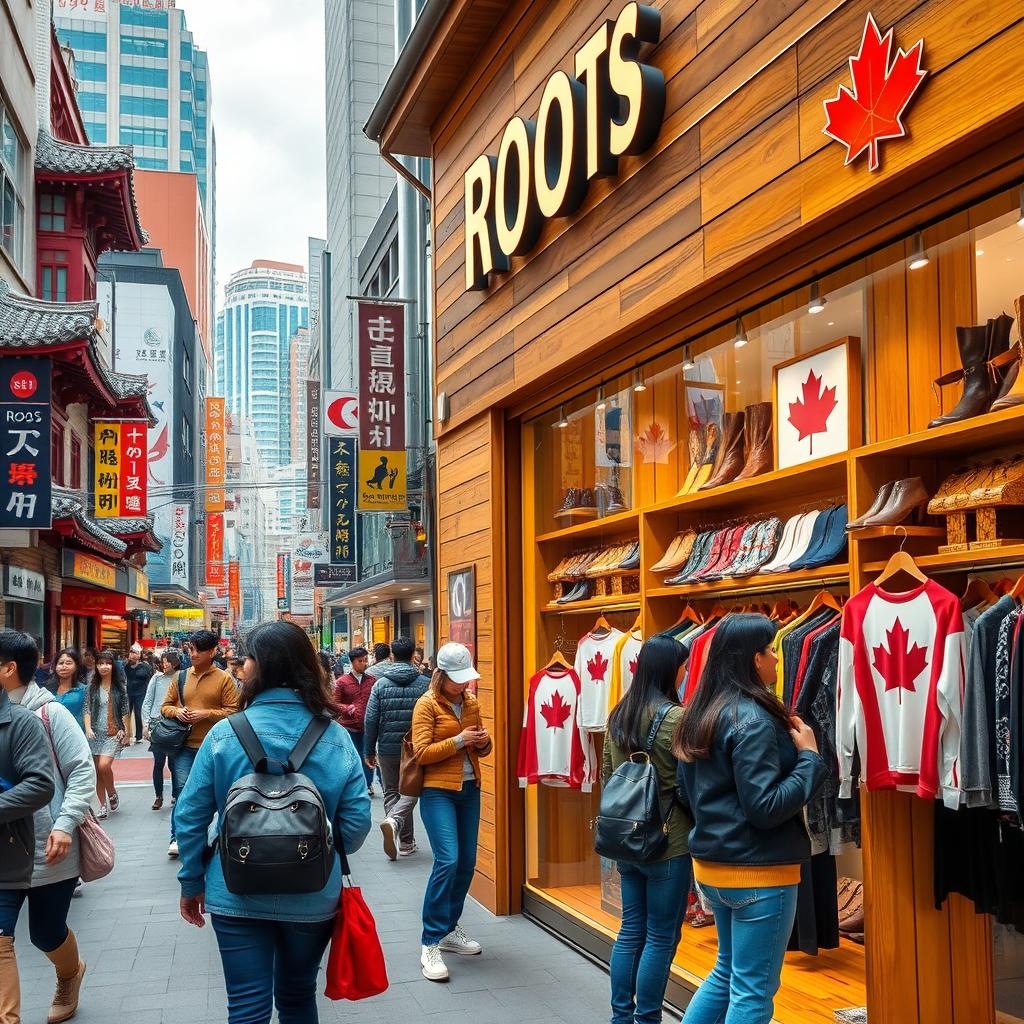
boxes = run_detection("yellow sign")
[129,568,149,601]
[358,449,407,512]
[94,422,121,517]
[71,552,117,590]
[164,608,205,619]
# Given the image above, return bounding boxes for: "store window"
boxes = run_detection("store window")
[0,103,26,269]
[520,187,1024,1023]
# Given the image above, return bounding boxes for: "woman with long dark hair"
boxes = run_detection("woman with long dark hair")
[45,648,88,732]
[674,614,825,1024]
[173,619,371,1024]
[83,650,129,818]
[603,634,691,1024]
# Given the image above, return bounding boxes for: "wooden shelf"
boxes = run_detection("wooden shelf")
[647,562,850,599]
[536,507,639,543]
[849,524,946,540]
[864,543,1024,576]
[541,595,641,614]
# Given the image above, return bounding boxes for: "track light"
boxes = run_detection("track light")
[595,385,606,412]
[908,231,930,270]
[633,369,647,393]
[556,406,568,429]
[733,316,748,349]
[808,281,826,315]
[682,345,695,372]
[1018,185,1024,227]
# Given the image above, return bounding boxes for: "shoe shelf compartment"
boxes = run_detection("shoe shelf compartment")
[540,595,642,615]
[535,507,639,544]
[862,543,1024,577]
[645,563,851,601]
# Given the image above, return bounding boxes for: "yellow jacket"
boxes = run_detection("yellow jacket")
[411,689,491,791]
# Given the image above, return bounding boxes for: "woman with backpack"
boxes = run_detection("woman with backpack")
[601,634,692,1024]
[141,651,184,810]
[674,614,825,1024]
[173,619,372,1024]
[83,650,129,818]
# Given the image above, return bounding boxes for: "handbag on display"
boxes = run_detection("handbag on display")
[148,671,192,754]
[398,729,424,797]
[40,704,115,883]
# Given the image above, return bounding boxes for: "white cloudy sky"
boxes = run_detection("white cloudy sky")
[181,1,327,296]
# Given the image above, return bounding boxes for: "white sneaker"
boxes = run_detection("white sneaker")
[420,944,448,982]
[167,839,179,858]
[380,818,398,861]
[439,924,482,955]
[97,804,108,820]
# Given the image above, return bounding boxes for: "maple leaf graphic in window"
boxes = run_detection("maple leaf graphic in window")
[871,618,928,705]
[587,651,609,683]
[787,369,838,455]
[540,690,571,730]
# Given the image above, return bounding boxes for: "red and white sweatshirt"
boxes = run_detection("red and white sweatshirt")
[575,628,625,732]
[837,580,965,810]
[517,667,596,791]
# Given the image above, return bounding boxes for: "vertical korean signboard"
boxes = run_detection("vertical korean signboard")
[315,437,357,586]
[206,513,224,585]
[205,398,225,513]
[94,421,148,517]
[357,302,406,511]
[170,503,191,589]
[0,358,51,529]
[306,380,321,510]
[228,561,240,616]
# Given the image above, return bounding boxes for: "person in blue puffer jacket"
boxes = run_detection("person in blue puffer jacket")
[173,619,371,1024]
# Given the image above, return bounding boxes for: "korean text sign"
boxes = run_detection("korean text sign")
[228,561,240,614]
[0,358,51,529]
[206,513,224,585]
[357,302,406,511]
[306,380,321,510]
[205,398,225,513]
[324,437,357,583]
[94,420,148,517]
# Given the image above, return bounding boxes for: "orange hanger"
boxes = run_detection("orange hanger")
[708,603,728,621]
[674,605,701,626]
[591,614,613,636]
[769,597,792,621]
[961,577,996,611]
[806,589,843,616]
[543,650,572,671]
[629,612,643,634]
[875,549,926,591]
[1010,575,1024,601]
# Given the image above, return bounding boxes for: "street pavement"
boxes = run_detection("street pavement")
[14,747,615,1024]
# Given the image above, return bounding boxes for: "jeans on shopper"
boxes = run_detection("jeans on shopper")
[346,731,375,790]
[609,855,691,1024]
[377,753,418,847]
[211,914,333,1024]
[127,690,146,739]
[169,745,199,838]
[152,748,179,800]
[682,883,799,1024]
[419,782,480,945]
[0,877,79,951]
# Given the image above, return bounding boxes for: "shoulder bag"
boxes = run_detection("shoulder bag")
[40,704,115,882]
[149,671,192,754]
[398,729,423,797]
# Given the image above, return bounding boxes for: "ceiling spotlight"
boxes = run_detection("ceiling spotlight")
[633,368,647,393]
[808,280,826,315]
[682,345,695,372]
[595,384,607,412]
[556,405,569,429]
[908,231,930,271]
[733,316,748,349]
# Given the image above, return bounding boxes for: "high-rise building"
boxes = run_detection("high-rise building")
[288,326,310,475]
[53,1,216,225]
[214,260,309,469]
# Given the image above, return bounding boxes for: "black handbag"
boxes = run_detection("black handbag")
[594,703,675,864]
[149,672,191,754]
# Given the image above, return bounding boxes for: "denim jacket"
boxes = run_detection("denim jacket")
[174,688,372,922]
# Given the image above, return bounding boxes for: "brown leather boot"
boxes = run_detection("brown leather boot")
[991,297,1024,411]
[45,931,85,1024]
[847,480,896,531]
[734,402,773,481]
[0,936,19,1024]
[700,411,746,490]
[928,323,995,428]
[861,477,929,527]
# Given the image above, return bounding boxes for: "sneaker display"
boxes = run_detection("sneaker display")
[439,924,482,956]
[167,839,179,858]
[380,818,399,861]
[420,944,449,982]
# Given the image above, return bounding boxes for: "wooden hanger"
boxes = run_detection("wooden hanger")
[806,588,842,616]
[961,577,996,611]
[629,612,643,634]
[769,597,793,621]
[874,549,926,591]
[543,650,572,671]
[674,604,701,626]
[708,603,728,621]
[1010,575,1024,601]
[591,614,613,637]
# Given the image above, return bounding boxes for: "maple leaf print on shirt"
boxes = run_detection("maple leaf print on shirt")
[540,690,572,729]
[787,369,838,455]
[872,618,928,704]
[628,657,638,677]
[588,651,609,683]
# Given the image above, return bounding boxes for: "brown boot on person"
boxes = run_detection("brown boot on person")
[0,936,20,1024]
[44,931,86,1023]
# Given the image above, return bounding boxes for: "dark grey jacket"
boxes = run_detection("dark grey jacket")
[0,689,56,888]
[363,663,430,757]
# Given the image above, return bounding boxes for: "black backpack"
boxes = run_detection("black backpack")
[219,712,334,895]
[594,703,675,864]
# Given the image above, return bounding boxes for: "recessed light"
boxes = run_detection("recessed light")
[827,321,835,327]
[401,587,410,592]
[976,248,985,256]
[1006,257,1014,263]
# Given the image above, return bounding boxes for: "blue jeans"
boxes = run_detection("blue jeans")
[419,782,480,945]
[0,877,79,951]
[152,748,180,799]
[683,883,799,1024]
[211,914,333,1024]
[169,745,199,838]
[610,855,691,1024]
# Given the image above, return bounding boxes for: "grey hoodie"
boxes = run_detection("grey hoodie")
[13,683,96,886]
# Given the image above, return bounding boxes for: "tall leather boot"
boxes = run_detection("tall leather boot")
[45,930,85,1024]
[928,324,993,428]
[690,421,720,493]
[991,299,1024,412]
[679,424,706,495]
[0,936,20,1024]
[700,410,746,490]
[734,402,773,480]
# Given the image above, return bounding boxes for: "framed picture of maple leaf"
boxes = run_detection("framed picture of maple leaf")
[772,336,862,470]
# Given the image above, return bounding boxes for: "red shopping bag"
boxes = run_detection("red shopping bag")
[324,879,389,1000]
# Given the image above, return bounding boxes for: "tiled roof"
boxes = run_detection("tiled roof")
[104,371,149,401]
[51,488,128,557]
[103,514,156,536]
[0,280,99,348]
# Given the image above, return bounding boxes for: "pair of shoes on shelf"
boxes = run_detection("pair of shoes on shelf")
[556,580,591,604]
[758,504,848,574]
[651,530,697,574]
[847,478,929,530]
[685,401,774,495]
[596,483,629,514]
[555,487,597,518]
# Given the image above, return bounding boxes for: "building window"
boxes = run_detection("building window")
[75,60,107,82]
[76,91,107,114]
[70,435,82,490]
[38,195,66,233]
[52,421,65,486]
[180,69,192,93]
[119,64,168,88]
[119,126,168,149]
[180,100,194,124]
[181,39,193,61]
[85,120,106,144]
[119,35,168,59]
[0,104,26,269]
[56,28,107,53]
[180,130,194,152]
[183,347,192,393]
[119,7,168,28]
[135,156,168,171]
[40,265,69,303]
[120,95,169,118]
[181,415,192,460]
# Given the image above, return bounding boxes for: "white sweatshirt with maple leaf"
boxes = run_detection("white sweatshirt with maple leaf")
[837,580,965,810]
[516,667,596,791]
[575,628,625,732]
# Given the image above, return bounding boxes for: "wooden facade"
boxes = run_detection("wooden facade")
[374,1,1024,1021]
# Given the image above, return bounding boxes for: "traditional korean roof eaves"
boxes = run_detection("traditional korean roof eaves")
[102,514,156,536]
[102,369,157,425]
[0,280,99,349]
[51,488,128,558]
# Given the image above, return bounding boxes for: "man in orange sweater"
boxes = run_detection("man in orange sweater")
[161,629,238,858]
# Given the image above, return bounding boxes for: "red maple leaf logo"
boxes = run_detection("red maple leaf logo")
[787,369,838,455]
[628,657,638,677]
[587,651,609,683]
[822,13,927,172]
[540,690,571,729]
[871,618,928,704]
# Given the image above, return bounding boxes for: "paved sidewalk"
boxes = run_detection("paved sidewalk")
[15,784,613,1024]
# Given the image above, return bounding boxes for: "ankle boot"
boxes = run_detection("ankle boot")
[45,931,85,1024]
[734,402,773,480]
[700,410,746,490]
[991,298,1024,412]
[0,936,20,1024]
[861,477,929,528]
[928,323,994,428]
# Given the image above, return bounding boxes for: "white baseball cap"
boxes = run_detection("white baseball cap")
[436,642,480,685]
[130,643,143,653]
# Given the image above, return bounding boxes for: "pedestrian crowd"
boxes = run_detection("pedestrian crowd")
[0,610,823,1024]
